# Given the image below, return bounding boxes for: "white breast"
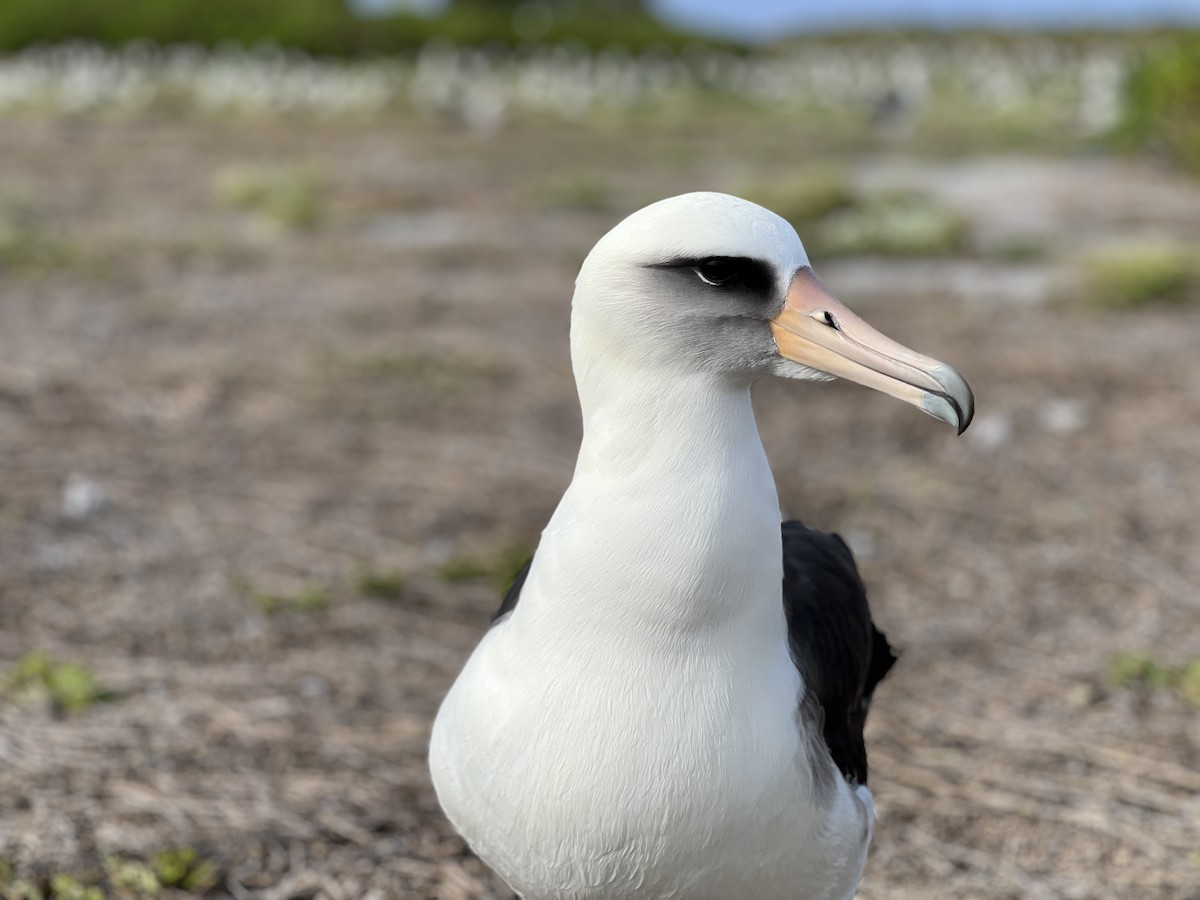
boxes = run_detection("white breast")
[431,608,873,900]
[429,384,873,900]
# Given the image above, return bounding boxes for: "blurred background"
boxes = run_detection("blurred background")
[1,2,1198,898]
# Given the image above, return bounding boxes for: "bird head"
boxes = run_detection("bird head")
[571,192,973,434]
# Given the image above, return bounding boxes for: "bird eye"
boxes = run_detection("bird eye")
[695,258,739,286]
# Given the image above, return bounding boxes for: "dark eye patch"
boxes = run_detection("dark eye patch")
[696,258,743,285]
[649,256,775,300]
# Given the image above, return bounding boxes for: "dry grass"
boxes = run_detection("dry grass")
[0,117,1198,899]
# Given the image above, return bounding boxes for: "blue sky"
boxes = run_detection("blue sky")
[651,0,1200,41]
[368,0,1200,41]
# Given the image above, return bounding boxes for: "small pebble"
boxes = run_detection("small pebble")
[967,412,1013,452]
[1038,397,1089,434]
[61,472,108,520]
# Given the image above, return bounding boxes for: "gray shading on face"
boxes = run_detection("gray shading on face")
[640,256,786,381]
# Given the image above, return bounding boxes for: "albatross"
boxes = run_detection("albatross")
[429,192,973,900]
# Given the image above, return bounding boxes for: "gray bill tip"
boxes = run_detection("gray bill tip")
[929,364,974,435]
[922,392,961,431]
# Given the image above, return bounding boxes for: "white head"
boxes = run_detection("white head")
[571,192,973,433]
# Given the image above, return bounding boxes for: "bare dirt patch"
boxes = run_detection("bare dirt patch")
[1,118,1197,898]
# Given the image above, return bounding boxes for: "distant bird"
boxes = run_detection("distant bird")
[430,193,973,900]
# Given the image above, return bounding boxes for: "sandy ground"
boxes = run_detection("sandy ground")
[1,117,1198,899]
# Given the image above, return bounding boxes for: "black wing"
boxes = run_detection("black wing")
[782,520,896,786]
[490,523,897,784]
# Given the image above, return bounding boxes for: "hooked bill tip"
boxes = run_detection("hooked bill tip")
[928,364,974,435]
[920,392,972,435]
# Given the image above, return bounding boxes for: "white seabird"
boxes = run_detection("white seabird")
[429,192,973,900]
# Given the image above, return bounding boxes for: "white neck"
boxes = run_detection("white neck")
[510,358,786,649]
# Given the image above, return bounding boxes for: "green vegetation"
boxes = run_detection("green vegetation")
[438,555,492,583]
[741,166,855,228]
[813,190,967,258]
[335,349,509,399]
[440,543,532,595]
[0,198,74,276]
[0,0,725,56]
[102,857,160,896]
[989,235,1053,263]
[1109,651,1200,706]
[1079,239,1197,309]
[243,570,409,612]
[530,173,617,213]
[251,584,330,614]
[3,651,115,714]
[212,164,326,232]
[357,569,407,601]
[0,849,219,899]
[149,847,219,893]
[1117,35,1200,171]
[742,173,967,258]
[48,873,105,900]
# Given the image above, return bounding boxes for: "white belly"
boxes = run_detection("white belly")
[429,619,874,900]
